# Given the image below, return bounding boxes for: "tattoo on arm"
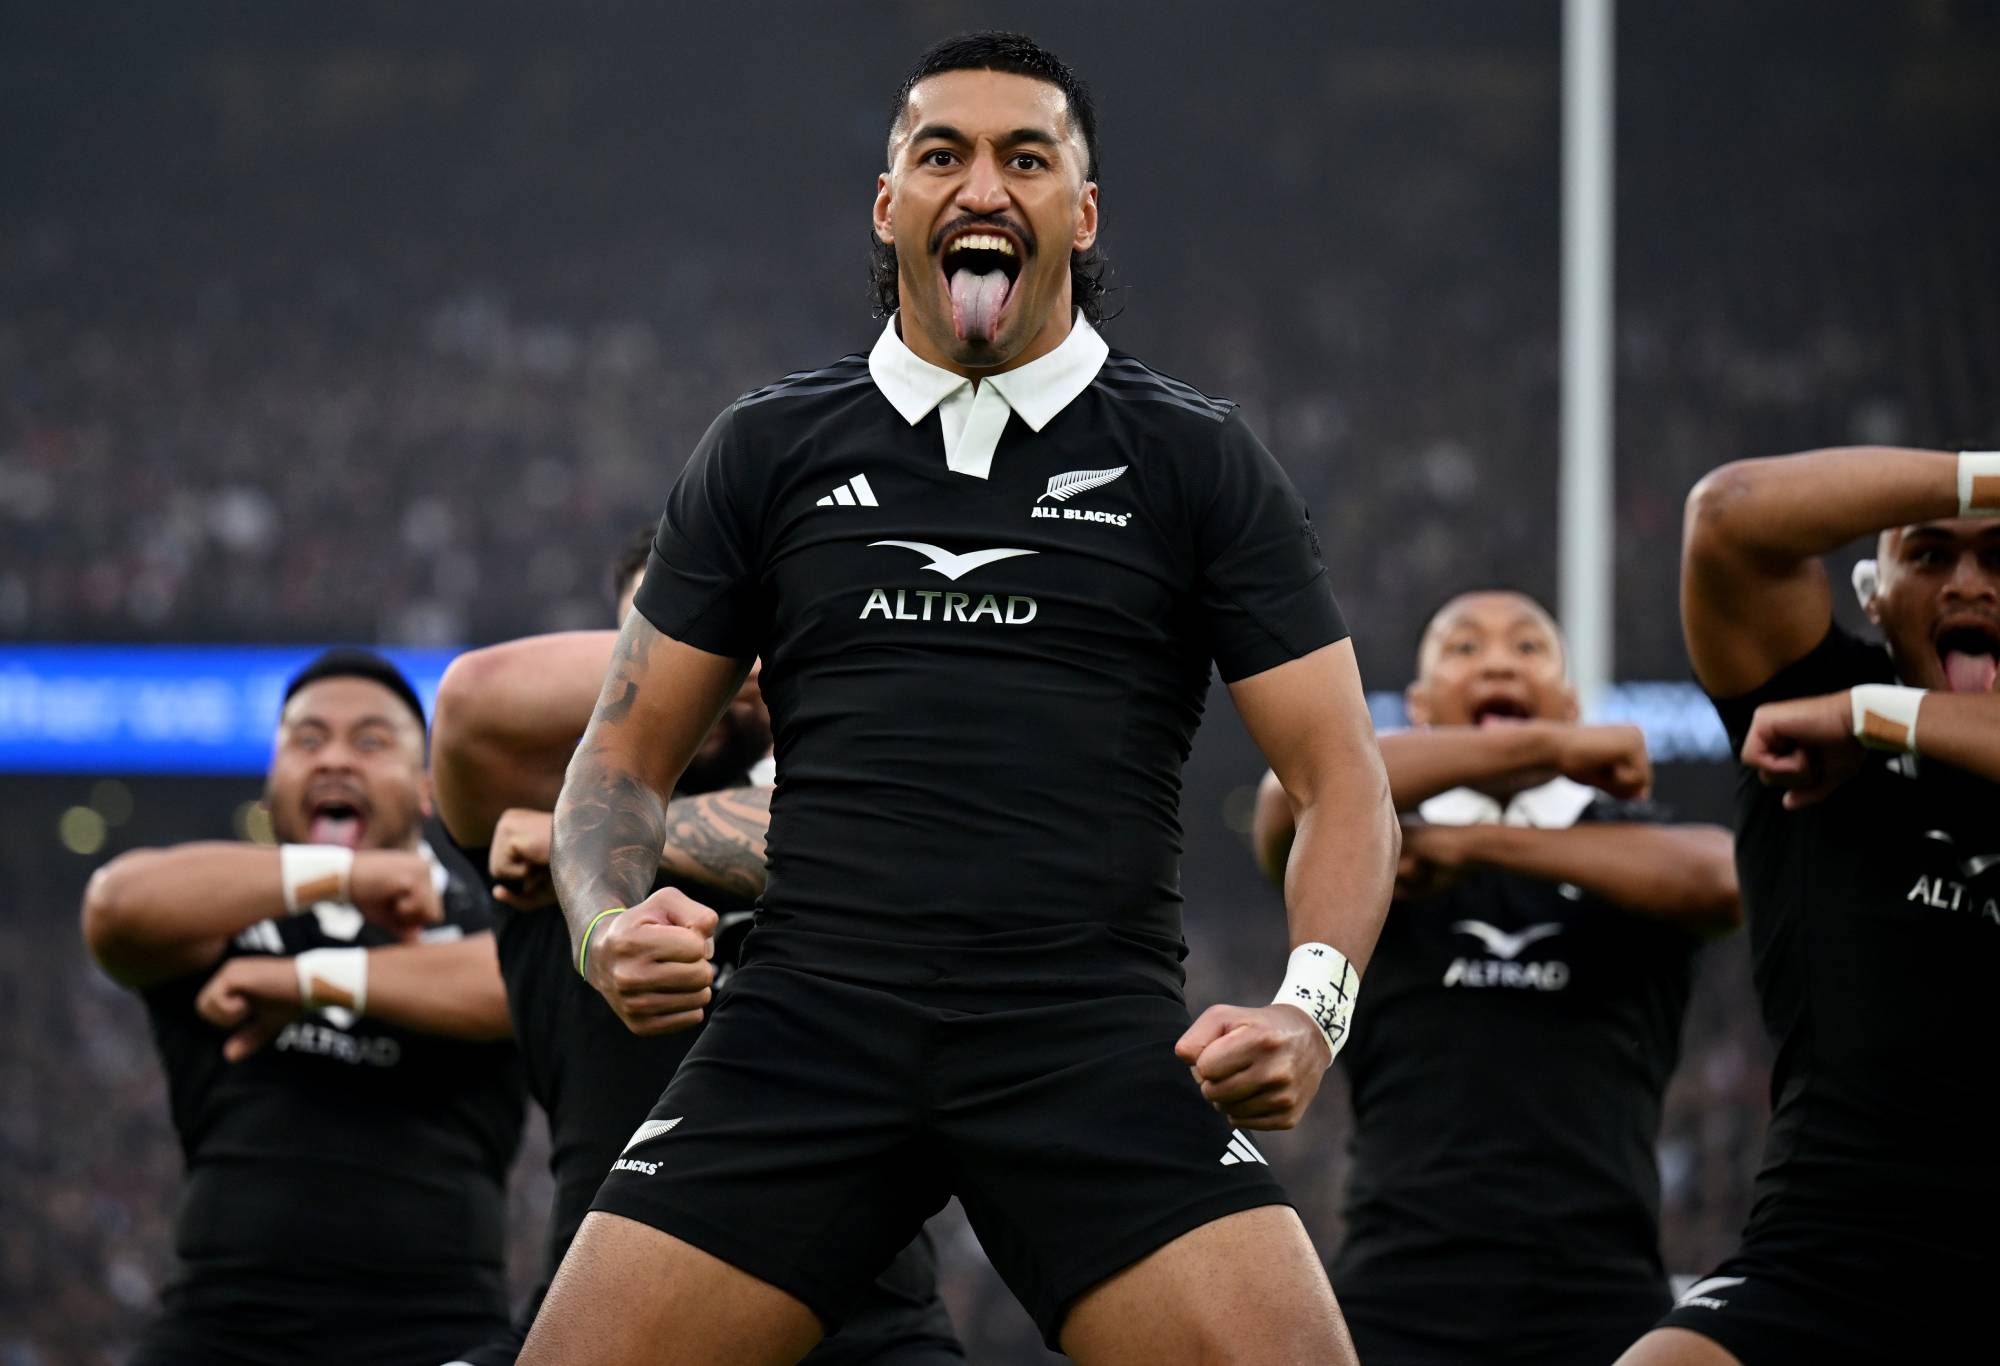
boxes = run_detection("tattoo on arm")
[551,616,671,941]
[661,786,772,900]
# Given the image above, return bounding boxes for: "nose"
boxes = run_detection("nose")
[1476,644,1522,678]
[955,147,1010,215]
[1943,551,1999,604]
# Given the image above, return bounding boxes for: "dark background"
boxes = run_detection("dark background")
[4,1,1997,1361]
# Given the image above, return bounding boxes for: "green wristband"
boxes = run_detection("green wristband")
[577,907,625,978]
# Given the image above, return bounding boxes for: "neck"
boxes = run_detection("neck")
[896,293,1075,381]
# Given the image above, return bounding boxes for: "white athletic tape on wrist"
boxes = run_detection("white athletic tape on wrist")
[1272,942,1358,1065]
[1960,450,2000,517]
[280,844,354,912]
[1851,684,1923,753]
[295,947,368,1015]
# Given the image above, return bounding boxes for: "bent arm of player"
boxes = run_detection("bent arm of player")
[550,613,747,1035]
[490,787,773,910]
[1740,687,2000,801]
[82,843,443,990]
[1180,640,1398,1130]
[196,934,512,1062]
[1252,721,1651,880]
[1683,446,1963,697]
[1403,821,1741,935]
[432,631,619,846]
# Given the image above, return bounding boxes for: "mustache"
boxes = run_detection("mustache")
[928,214,1037,258]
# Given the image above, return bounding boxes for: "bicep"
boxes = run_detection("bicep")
[1227,640,1385,804]
[1681,481,1836,698]
[574,612,751,795]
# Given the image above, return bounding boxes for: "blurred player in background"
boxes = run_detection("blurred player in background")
[1620,446,2000,1365]
[1255,590,1739,1365]
[80,650,524,1366]
[531,30,1395,1366]
[432,534,962,1366]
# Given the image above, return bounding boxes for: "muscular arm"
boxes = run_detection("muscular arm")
[1230,640,1398,974]
[550,613,748,956]
[82,843,295,989]
[358,934,512,1039]
[659,785,771,900]
[1910,692,2000,781]
[1422,822,1741,935]
[432,631,618,846]
[1683,446,1962,697]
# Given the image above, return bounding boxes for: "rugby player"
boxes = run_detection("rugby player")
[529,32,1397,1366]
[81,649,525,1366]
[433,536,962,1365]
[1255,590,1740,1366]
[1618,446,2000,1365]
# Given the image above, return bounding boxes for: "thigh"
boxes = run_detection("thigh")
[938,991,1301,1350]
[1059,1205,1352,1366]
[589,966,948,1331]
[1614,1329,1746,1366]
[519,1211,822,1366]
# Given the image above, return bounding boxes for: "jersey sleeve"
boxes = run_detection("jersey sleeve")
[633,407,768,658]
[1708,622,1893,755]
[1193,413,1349,682]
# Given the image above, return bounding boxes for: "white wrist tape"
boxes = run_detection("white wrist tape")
[1272,942,1359,1066]
[295,947,368,1015]
[281,844,354,911]
[1960,450,2000,517]
[1851,684,1923,753]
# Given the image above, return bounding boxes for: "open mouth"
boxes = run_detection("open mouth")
[1935,620,2000,694]
[1470,697,1533,727]
[307,795,369,849]
[940,230,1022,345]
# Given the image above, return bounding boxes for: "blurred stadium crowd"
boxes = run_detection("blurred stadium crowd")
[4,1,1996,1362]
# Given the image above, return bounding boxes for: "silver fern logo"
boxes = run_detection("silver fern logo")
[1038,465,1129,503]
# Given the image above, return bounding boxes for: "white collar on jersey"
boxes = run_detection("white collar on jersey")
[867,310,1109,480]
[1417,775,1598,830]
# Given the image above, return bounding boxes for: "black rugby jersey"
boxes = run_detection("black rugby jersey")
[1713,624,2000,1300]
[135,824,525,1366]
[451,782,958,1366]
[1332,781,1695,1341]
[635,321,1345,994]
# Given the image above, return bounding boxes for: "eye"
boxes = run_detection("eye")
[1010,152,1046,172]
[1516,639,1547,655]
[921,148,958,168]
[1446,639,1477,656]
[1908,546,1950,569]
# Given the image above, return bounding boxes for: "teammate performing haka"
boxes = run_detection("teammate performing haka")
[1255,590,1740,1366]
[81,650,524,1366]
[1618,446,2000,1366]
[526,31,1397,1366]
[433,534,961,1366]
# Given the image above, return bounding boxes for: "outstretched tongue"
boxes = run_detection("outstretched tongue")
[950,268,1011,343]
[1944,649,1998,694]
[310,811,364,848]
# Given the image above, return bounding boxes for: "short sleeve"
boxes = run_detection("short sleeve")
[633,408,768,658]
[1194,413,1348,682]
[1708,623,1893,755]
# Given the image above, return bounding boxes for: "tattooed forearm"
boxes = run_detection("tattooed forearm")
[551,611,671,946]
[660,785,773,900]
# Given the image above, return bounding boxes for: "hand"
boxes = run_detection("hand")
[1741,690,1864,809]
[489,808,557,910]
[583,886,719,1036]
[196,957,301,1062]
[1174,1001,1331,1131]
[1550,723,1652,800]
[346,849,444,940]
[1395,821,1473,901]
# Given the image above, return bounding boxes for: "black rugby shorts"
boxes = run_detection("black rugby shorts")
[1655,1254,1978,1365]
[590,963,1292,1349]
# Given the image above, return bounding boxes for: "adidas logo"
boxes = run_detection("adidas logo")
[817,474,879,507]
[1219,1130,1267,1167]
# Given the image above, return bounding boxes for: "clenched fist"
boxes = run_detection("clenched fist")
[1175,1002,1332,1131]
[582,887,720,1036]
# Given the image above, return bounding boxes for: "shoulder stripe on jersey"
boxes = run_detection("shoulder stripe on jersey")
[1099,358,1235,416]
[734,355,869,402]
[734,371,877,411]
[1094,378,1235,424]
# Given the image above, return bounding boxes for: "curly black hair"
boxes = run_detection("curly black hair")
[870,31,1110,323]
